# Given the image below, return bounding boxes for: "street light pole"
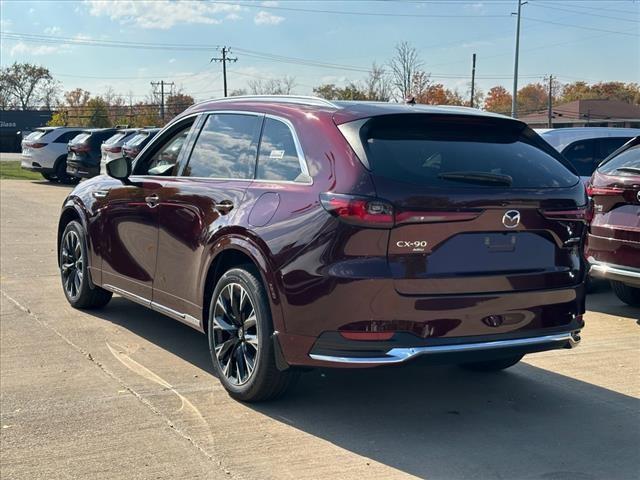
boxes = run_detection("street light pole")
[511,0,524,118]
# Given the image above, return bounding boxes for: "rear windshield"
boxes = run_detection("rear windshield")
[598,145,640,176]
[104,132,128,145]
[359,115,578,188]
[70,132,91,144]
[126,133,149,146]
[26,130,47,140]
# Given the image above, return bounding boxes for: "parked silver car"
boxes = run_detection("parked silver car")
[99,128,140,173]
[536,127,640,181]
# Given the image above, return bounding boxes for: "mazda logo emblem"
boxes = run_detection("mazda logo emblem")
[502,210,521,229]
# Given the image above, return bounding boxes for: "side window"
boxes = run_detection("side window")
[598,137,630,162]
[184,113,261,179]
[54,131,82,143]
[256,118,304,182]
[562,139,596,176]
[133,123,193,176]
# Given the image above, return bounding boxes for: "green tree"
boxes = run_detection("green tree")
[86,97,110,127]
[0,62,53,109]
[166,92,195,118]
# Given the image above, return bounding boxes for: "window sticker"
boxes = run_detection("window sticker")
[269,149,285,159]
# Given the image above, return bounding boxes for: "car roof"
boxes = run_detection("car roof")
[536,127,640,151]
[183,95,519,125]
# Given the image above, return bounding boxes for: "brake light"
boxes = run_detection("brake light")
[27,142,47,148]
[320,193,394,228]
[586,185,624,196]
[104,146,122,153]
[71,144,90,153]
[541,208,589,223]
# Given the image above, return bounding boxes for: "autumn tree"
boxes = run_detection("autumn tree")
[166,92,195,118]
[0,62,53,109]
[313,83,368,100]
[484,86,512,114]
[389,41,423,100]
[517,83,547,115]
[561,81,640,104]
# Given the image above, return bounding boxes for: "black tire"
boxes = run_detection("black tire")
[59,221,112,309]
[55,158,76,184]
[459,354,524,372]
[611,281,640,307]
[41,172,56,181]
[207,267,298,402]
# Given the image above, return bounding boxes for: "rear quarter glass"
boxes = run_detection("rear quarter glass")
[357,114,578,189]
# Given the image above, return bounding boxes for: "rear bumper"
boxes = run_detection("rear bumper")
[309,330,581,365]
[20,159,53,174]
[589,259,640,288]
[66,161,100,178]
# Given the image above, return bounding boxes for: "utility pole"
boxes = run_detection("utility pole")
[211,46,238,97]
[546,74,553,128]
[511,0,526,118]
[470,53,477,108]
[151,80,174,123]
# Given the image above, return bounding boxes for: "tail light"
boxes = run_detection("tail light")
[541,207,589,223]
[320,193,394,228]
[586,185,624,196]
[104,146,122,153]
[27,142,47,148]
[124,148,140,158]
[71,144,90,153]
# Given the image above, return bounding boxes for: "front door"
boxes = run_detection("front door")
[100,118,199,301]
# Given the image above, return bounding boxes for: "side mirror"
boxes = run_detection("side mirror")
[105,156,131,182]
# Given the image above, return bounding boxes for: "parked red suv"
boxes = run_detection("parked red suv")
[586,136,640,306]
[57,96,587,401]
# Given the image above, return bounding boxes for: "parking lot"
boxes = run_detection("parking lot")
[0,179,638,480]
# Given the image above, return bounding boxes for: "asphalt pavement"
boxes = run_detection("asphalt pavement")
[1,179,638,480]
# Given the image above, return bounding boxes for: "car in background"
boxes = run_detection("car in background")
[586,136,640,306]
[56,96,587,402]
[66,128,121,179]
[537,127,640,181]
[100,128,140,165]
[20,127,85,183]
[121,128,160,161]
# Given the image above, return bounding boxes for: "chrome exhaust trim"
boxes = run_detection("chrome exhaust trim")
[310,332,580,365]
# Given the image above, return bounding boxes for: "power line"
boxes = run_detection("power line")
[150,80,175,122]
[527,2,640,23]
[523,16,640,36]
[211,46,238,98]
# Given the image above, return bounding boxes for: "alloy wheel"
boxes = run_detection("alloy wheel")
[212,283,260,385]
[61,230,83,299]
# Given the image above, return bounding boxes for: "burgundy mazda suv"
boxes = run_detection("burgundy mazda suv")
[586,136,640,306]
[57,96,587,401]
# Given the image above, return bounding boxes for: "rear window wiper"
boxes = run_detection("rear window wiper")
[614,166,640,174]
[437,171,513,186]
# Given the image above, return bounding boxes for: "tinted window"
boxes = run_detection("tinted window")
[127,133,148,146]
[598,137,631,161]
[104,132,127,145]
[184,113,261,179]
[27,130,47,140]
[562,139,596,176]
[145,129,189,175]
[257,118,303,182]
[598,145,640,176]
[362,115,577,188]
[70,132,91,144]
[54,131,83,143]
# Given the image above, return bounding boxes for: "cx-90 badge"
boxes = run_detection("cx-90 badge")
[502,210,521,229]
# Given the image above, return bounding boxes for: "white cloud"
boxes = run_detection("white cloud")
[225,12,241,21]
[85,0,243,30]
[169,58,176,63]
[254,10,284,25]
[44,26,61,35]
[10,41,59,56]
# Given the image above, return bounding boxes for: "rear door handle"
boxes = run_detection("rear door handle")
[145,193,160,208]
[214,200,234,214]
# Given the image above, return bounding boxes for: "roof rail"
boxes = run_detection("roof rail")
[194,95,340,109]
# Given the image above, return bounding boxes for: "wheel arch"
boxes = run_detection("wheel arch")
[57,201,96,288]
[200,234,284,334]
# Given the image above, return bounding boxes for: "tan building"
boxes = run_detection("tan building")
[520,99,640,128]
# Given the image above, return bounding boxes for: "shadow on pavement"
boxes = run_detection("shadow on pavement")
[586,288,639,320]
[95,297,639,480]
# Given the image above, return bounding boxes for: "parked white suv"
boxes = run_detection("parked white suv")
[21,127,85,183]
[536,127,640,181]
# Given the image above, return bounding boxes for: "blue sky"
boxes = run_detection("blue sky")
[1,0,638,103]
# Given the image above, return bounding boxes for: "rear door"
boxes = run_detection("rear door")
[153,112,263,321]
[354,114,587,295]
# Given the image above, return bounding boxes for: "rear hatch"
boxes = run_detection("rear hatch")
[68,131,92,162]
[346,113,587,295]
[588,141,640,267]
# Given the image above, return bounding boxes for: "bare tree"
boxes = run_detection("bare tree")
[41,79,62,110]
[364,63,392,101]
[248,76,297,95]
[389,42,423,100]
[0,62,53,109]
